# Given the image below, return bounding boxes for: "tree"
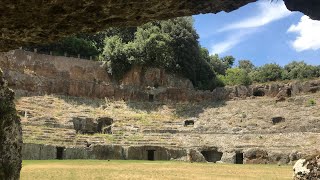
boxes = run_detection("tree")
[25,36,99,58]
[208,54,235,75]
[102,17,217,90]
[250,63,283,82]
[282,61,318,80]
[221,68,252,86]
[238,60,255,73]
[103,36,132,80]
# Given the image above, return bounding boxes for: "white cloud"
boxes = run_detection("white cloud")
[219,1,292,32]
[287,15,320,52]
[211,40,237,55]
[210,31,251,55]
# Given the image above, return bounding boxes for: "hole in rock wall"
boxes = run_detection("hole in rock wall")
[253,90,265,97]
[286,88,292,97]
[149,94,154,102]
[184,120,194,127]
[201,150,223,163]
[235,152,244,164]
[272,116,285,125]
[56,147,64,160]
[147,150,156,161]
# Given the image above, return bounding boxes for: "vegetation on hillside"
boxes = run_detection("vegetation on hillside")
[26,17,320,90]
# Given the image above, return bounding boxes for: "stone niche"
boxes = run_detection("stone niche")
[127,146,170,161]
[184,119,195,127]
[73,117,113,134]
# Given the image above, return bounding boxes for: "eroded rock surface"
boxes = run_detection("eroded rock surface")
[293,155,320,180]
[284,0,320,20]
[2,50,320,102]
[0,68,22,179]
[0,0,257,52]
[1,0,320,52]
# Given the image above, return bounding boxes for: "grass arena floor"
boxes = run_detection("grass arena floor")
[21,160,293,180]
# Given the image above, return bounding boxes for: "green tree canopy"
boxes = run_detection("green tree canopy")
[282,61,319,80]
[250,63,283,82]
[102,17,217,90]
[220,68,252,86]
[238,60,255,73]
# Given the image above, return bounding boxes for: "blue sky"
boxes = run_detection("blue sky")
[193,0,320,67]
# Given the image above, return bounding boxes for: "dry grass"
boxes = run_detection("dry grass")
[21,160,292,180]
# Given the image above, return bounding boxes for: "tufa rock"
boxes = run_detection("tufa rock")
[187,149,206,163]
[244,148,268,164]
[1,1,320,52]
[284,0,320,20]
[0,0,257,52]
[0,68,22,180]
[293,154,320,180]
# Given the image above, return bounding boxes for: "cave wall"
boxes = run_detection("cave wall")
[0,66,22,179]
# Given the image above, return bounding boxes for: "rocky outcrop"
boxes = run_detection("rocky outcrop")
[244,148,268,164]
[293,155,320,180]
[187,149,206,163]
[0,0,258,52]
[0,67,22,179]
[73,116,113,134]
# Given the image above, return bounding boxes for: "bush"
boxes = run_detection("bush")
[282,61,319,80]
[250,63,283,83]
[220,68,252,86]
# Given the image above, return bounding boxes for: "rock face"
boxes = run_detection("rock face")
[73,117,113,134]
[0,0,257,52]
[2,50,320,102]
[0,67,22,179]
[22,144,56,160]
[244,148,268,164]
[293,155,320,180]
[1,0,320,52]
[284,0,320,20]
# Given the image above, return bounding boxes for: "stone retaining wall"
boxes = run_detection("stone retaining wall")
[21,143,302,166]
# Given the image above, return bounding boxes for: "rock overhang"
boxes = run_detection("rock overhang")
[0,0,319,51]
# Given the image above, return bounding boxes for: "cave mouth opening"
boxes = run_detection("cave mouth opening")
[147,150,156,161]
[235,152,244,164]
[201,150,223,163]
[149,94,154,102]
[253,90,265,97]
[56,147,65,160]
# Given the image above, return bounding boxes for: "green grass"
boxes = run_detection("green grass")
[21,160,293,180]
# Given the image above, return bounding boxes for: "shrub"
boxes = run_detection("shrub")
[220,68,252,86]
